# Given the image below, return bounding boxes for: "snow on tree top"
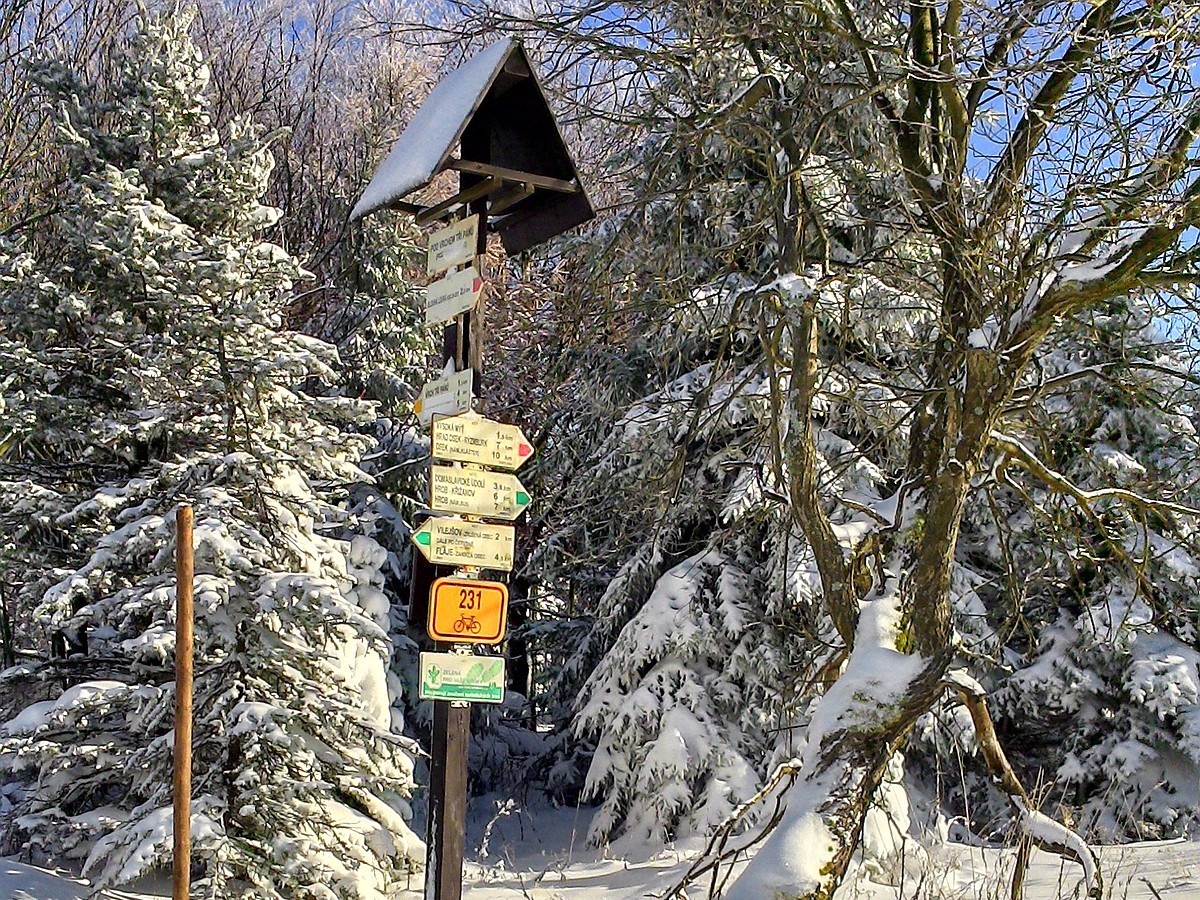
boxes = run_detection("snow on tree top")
[350,38,515,221]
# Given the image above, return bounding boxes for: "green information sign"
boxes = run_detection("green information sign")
[418,651,506,704]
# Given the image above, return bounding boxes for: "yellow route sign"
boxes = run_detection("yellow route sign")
[413,368,473,425]
[430,466,531,520]
[432,413,534,471]
[411,517,515,571]
[428,576,508,644]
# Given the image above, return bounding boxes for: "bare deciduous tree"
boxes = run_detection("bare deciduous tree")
[459,2,1200,897]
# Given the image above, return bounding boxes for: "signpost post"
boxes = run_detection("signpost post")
[350,37,593,900]
[423,206,485,900]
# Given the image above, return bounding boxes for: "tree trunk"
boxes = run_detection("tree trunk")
[724,590,951,899]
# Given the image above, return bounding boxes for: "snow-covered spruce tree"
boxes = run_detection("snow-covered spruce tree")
[0,8,422,896]
[191,0,438,422]
[190,0,440,732]
[507,1,1200,896]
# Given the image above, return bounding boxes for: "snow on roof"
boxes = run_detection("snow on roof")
[350,38,515,221]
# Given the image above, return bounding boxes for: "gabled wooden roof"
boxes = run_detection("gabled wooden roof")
[350,38,594,255]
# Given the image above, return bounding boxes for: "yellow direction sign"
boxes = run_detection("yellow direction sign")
[414,368,473,425]
[427,215,478,276]
[428,576,508,644]
[430,465,531,520]
[431,413,534,471]
[425,266,482,326]
[411,518,515,571]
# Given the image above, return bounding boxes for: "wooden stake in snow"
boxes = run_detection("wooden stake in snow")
[173,505,194,900]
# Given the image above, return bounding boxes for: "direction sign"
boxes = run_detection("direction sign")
[432,413,534,471]
[425,266,482,326]
[412,518,515,571]
[430,465,531,520]
[414,368,473,425]
[426,215,478,276]
[428,576,508,644]
[419,651,505,703]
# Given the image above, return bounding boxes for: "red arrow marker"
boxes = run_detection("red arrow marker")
[518,443,533,459]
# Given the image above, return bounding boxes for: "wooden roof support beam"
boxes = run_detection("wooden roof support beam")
[447,159,579,193]
[414,176,499,226]
[383,200,424,216]
[487,182,535,217]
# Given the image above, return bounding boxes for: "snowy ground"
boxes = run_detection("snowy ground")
[3,798,1197,899]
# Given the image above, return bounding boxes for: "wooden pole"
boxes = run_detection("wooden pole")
[425,701,470,900]
[173,505,194,900]
[424,187,489,900]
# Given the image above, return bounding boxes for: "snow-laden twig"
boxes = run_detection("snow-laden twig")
[658,759,801,899]
[941,669,1102,899]
[990,431,1200,520]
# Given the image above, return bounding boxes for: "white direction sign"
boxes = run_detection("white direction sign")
[426,215,478,276]
[412,517,515,570]
[419,651,505,703]
[414,368,473,425]
[425,266,482,326]
[430,465,531,520]
[432,413,534,471]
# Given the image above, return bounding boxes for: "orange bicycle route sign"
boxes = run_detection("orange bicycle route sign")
[428,576,509,645]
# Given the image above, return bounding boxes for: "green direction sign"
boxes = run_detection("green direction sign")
[430,465,531,520]
[419,651,505,703]
[431,413,534,471]
[412,517,515,570]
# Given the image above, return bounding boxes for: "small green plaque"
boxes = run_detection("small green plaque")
[419,651,506,704]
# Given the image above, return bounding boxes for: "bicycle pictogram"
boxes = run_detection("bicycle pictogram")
[453,615,482,635]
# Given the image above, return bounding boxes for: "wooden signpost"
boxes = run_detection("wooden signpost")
[173,505,193,900]
[350,37,593,900]
[416,206,530,900]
